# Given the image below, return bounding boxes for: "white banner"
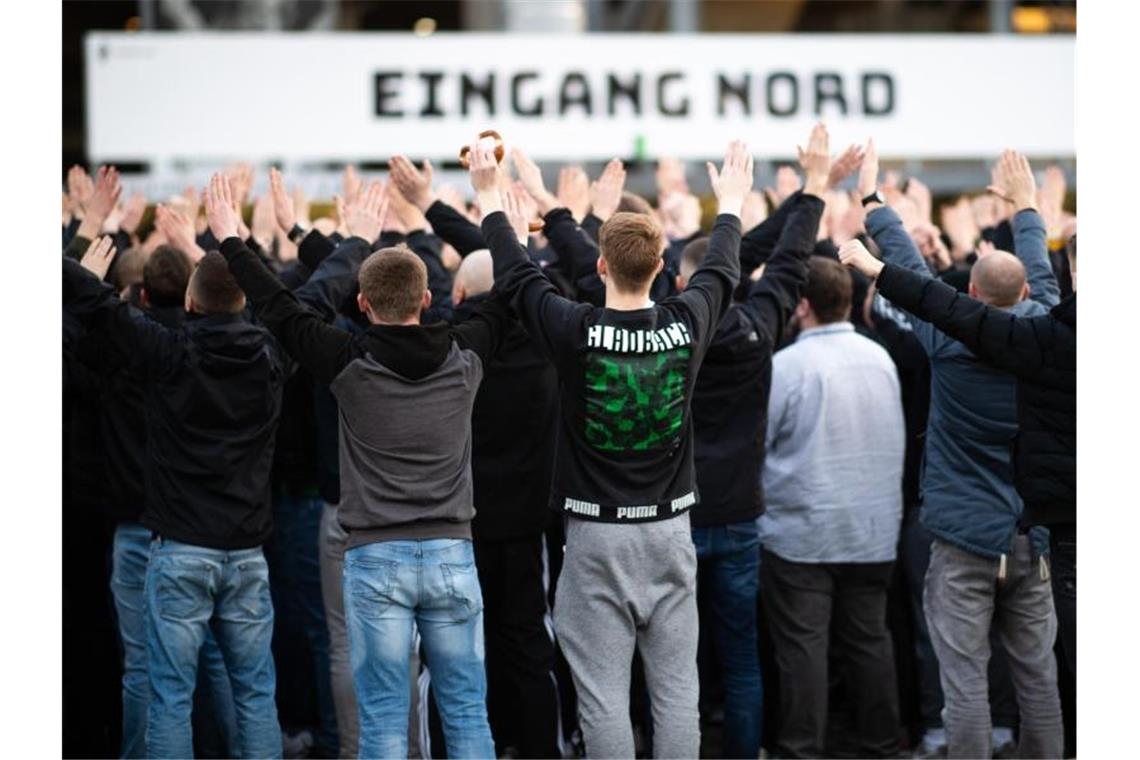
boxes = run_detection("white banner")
[85,32,1074,163]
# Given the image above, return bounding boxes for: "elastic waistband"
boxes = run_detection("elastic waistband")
[558,491,696,523]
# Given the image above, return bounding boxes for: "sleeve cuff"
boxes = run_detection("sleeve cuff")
[219,236,247,260]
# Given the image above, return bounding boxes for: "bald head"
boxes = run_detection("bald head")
[970,250,1028,308]
[452,248,494,304]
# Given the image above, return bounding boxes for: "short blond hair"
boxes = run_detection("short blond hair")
[598,212,664,293]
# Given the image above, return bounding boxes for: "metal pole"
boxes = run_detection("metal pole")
[670,0,699,33]
[990,0,1012,33]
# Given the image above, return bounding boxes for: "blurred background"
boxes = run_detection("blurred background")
[63,0,1075,203]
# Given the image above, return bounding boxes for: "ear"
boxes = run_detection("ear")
[794,297,810,320]
[421,289,432,312]
[654,258,664,277]
[675,274,686,292]
[356,291,372,322]
[184,291,194,314]
[596,256,608,283]
[452,283,466,305]
[140,287,152,309]
[967,281,980,300]
[1020,282,1031,302]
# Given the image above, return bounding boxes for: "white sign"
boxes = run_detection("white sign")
[85,32,1074,163]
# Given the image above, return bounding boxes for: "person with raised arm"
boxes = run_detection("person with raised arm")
[468,134,749,758]
[210,167,518,759]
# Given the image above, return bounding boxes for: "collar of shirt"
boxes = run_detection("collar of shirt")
[795,321,855,342]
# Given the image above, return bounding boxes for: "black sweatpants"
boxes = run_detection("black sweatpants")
[474,535,562,758]
[760,548,901,759]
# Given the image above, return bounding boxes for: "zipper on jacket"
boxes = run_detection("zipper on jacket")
[997,553,1008,585]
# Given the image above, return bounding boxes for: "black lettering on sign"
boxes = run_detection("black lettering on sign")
[717,73,751,116]
[607,73,642,116]
[560,72,592,115]
[461,73,495,116]
[374,72,403,117]
[657,72,689,116]
[511,72,543,117]
[765,72,798,117]
[862,72,895,116]
[419,72,444,117]
[814,72,847,116]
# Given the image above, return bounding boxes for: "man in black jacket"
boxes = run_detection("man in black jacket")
[64,242,289,758]
[209,172,515,759]
[839,231,1077,707]
[683,137,829,756]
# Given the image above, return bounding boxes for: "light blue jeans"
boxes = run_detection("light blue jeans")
[344,538,494,759]
[111,523,238,758]
[145,537,282,759]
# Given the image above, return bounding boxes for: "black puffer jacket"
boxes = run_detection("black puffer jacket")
[876,264,1076,528]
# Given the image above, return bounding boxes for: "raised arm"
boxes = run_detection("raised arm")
[206,173,356,385]
[989,150,1061,309]
[469,139,587,365]
[675,139,752,338]
[840,241,1069,375]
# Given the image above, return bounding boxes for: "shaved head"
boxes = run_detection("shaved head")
[970,250,1027,308]
[452,248,494,303]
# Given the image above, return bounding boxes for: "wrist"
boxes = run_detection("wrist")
[77,217,103,240]
[803,178,827,198]
[717,196,744,218]
[413,192,436,213]
[476,189,503,215]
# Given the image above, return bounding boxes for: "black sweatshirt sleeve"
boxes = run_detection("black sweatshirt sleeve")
[298,229,338,272]
[425,200,486,256]
[676,214,742,349]
[738,191,802,273]
[542,207,602,283]
[63,233,92,262]
[875,263,1067,375]
[219,237,356,385]
[481,211,589,365]
[62,257,180,378]
[293,236,371,323]
[739,194,823,346]
[580,213,603,244]
[449,288,515,364]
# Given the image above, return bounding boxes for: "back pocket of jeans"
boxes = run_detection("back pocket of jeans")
[153,562,212,621]
[440,561,483,622]
[347,560,399,619]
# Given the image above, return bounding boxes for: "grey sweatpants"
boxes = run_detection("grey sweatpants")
[553,512,700,759]
[925,535,1063,759]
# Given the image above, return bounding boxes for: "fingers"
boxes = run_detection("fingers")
[706,162,719,188]
[422,159,433,184]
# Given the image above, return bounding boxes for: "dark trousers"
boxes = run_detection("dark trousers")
[474,535,562,758]
[1050,525,1077,756]
[693,521,763,759]
[760,548,901,759]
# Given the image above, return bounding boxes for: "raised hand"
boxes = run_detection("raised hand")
[741,190,768,230]
[940,197,979,259]
[976,239,998,259]
[343,180,389,243]
[388,155,436,212]
[509,147,556,213]
[857,138,879,199]
[120,193,148,236]
[204,172,242,242]
[156,202,207,262]
[79,235,117,280]
[387,179,428,233]
[774,165,802,204]
[469,139,506,216]
[838,238,884,279]
[589,158,626,222]
[557,166,591,221]
[504,185,533,245]
[292,185,311,227]
[987,149,1037,212]
[828,143,864,190]
[67,165,94,218]
[269,168,296,233]
[251,193,277,249]
[798,123,832,197]
[225,163,255,209]
[906,177,933,223]
[659,191,701,239]
[707,139,754,216]
[77,166,123,239]
[655,157,688,199]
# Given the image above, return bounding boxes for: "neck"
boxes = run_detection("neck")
[604,288,653,311]
[372,315,421,326]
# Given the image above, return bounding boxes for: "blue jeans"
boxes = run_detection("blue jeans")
[110,523,239,758]
[344,538,494,759]
[691,521,762,759]
[145,538,282,759]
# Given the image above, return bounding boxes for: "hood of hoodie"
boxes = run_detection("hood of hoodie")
[357,321,454,381]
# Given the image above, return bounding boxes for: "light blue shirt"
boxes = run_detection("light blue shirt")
[758,322,905,563]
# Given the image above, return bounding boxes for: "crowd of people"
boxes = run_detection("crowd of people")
[61,122,1076,760]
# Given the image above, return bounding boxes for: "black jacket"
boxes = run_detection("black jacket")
[451,295,558,541]
[875,264,1076,527]
[63,258,289,549]
[690,194,823,527]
